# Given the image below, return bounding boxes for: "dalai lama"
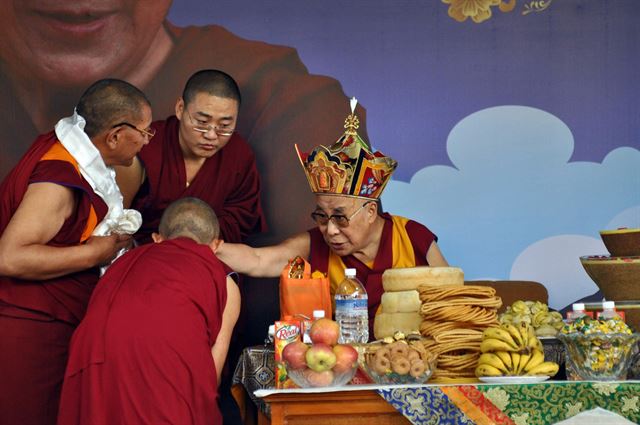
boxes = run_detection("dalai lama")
[216,99,449,331]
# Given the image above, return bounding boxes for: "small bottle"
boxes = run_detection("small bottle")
[302,310,326,343]
[334,268,369,344]
[312,310,326,321]
[597,301,623,321]
[566,303,588,323]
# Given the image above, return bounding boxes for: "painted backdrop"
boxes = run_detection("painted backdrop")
[168,0,639,311]
[0,1,637,339]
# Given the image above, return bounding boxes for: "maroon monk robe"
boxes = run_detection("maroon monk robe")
[131,115,266,244]
[58,238,228,425]
[308,213,435,337]
[0,133,108,425]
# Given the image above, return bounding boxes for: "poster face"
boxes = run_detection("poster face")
[1,0,638,312]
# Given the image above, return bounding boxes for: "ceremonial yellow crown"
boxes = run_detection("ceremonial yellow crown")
[296,98,397,200]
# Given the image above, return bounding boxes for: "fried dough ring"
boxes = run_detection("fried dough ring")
[374,346,391,362]
[409,359,426,377]
[373,354,391,374]
[391,357,411,375]
[389,342,409,358]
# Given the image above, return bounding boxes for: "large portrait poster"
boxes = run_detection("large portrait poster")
[1,0,638,341]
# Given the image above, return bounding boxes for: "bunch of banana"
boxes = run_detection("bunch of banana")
[499,300,564,337]
[475,323,559,377]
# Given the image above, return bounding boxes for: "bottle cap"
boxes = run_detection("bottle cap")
[572,303,585,311]
[313,310,325,319]
[345,268,356,277]
[602,300,616,310]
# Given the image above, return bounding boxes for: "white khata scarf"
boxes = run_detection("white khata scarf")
[55,110,142,273]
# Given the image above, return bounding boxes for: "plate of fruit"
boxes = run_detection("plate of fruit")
[475,323,560,383]
[359,337,437,384]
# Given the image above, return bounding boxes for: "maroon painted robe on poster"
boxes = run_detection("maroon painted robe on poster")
[58,238,228,425]
[0,133,108,425]
[131,116,266,244]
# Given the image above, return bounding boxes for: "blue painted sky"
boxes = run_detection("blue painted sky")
[382,106,639,307]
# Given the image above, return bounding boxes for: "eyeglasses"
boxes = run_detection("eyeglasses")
[112,122,156,140]
[185,110,235,137]
[310,201,372,228]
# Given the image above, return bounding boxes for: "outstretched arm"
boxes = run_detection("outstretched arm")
[0,182,131,280]
[216,232,311,277]
[426,241,449,267]
[211,275,241,384]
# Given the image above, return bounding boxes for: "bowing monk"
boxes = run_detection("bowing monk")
[117,69,266,244]
[58,197,241,425]
[0,79,151,425]
[216,100,449,327]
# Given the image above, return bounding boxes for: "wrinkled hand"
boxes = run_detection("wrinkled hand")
[85,233,133,266]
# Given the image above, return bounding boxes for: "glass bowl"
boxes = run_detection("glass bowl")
[358,343,437,384]
[285,364,358,388]
[557,332,640,381]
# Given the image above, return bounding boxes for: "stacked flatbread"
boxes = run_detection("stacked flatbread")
[418,284,502,381]
[374,267,464,340]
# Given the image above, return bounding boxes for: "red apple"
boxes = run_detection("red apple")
[282,341,309,370]
[305,343,337,372]
[302,368,335,387]
[309,318,340,345]
[332,344,358,374]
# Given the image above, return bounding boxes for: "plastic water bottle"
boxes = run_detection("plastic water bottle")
[598,300,623,321]
[334,268,369,343]
[566,303,588,323]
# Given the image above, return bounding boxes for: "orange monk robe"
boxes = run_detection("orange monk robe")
[0,135,107,425]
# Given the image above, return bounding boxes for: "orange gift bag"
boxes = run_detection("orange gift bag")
[279,256,332,320]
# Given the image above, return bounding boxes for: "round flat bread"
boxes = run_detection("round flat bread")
[382,266,464,292]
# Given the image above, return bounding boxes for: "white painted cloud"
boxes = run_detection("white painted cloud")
[381,105,640,305]
[509,235,603,310]
[606,206,640,230]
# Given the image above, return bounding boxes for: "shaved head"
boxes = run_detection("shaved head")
[182,69,241,106]
[158,197,220,244]
[76,78,150,138]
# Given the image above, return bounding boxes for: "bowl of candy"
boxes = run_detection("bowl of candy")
[359,340,437,384]
[558,317,640,381]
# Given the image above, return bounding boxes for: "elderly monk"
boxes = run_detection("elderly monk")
[58,197,241,425]
[116,69,266,244]
[217,99,448,327]
[0,79,151,425]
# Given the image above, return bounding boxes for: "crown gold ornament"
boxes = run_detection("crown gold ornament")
[296,98,397,200]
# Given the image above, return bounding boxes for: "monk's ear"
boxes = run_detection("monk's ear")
[105,127,120,150]
[175,98,185,119]
[209,238,222,253]
[151,232,164,244]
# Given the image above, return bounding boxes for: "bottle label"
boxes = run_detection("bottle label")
[335,298,368,312]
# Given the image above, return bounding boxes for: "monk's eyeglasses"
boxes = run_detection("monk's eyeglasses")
[185,110,235,137]
[310,201,372,228]
[112,122,156,140]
